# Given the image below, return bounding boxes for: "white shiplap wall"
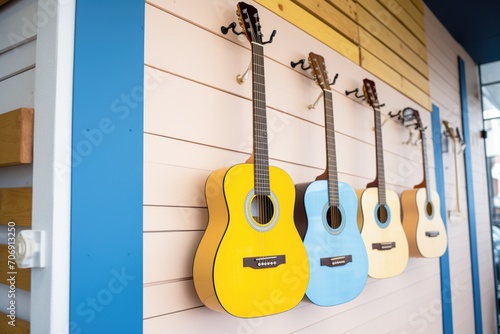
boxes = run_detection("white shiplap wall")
[0,0,37,324]
[425,6,496,334]
[143,1,494,333]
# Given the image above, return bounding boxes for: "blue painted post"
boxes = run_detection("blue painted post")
[431,104,454,334]
[458,56,483,333]
[70,1,144,333]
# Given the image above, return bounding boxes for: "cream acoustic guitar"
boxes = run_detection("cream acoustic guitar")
[401,109,448,258]
[356,79,409,279]
[193,2,309,318]
[442,120,464,220]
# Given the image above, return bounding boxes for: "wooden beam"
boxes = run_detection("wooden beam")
[0,188,32,227]
[0,108,34,167]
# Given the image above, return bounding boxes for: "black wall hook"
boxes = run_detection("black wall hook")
[221,22,243,35]
[290,59,311,71]
[262,30,277,45]
[345,88,365,100]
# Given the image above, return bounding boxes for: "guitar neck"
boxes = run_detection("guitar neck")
[324,90,340,207]
[419,131,432,202]
[452,140,460,212]
[373,105,387,206]
[251,42,270,196]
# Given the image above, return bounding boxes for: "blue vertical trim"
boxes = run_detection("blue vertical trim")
[70,1,144,333]
[458,56,483,333]
[431,104,454,334]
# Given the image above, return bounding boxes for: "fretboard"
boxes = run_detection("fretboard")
[324,90,340,207]
[251,42,270,196]
[373,106,386,206]
[420,131,432,202]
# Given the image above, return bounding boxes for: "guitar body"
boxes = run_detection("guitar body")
[193,163,309,318]
[356,188,409,279]
[401,188,448,258]
[295,180,368,306]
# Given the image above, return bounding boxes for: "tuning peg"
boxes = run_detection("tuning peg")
[221,22,243,36]
[290,58,311,71]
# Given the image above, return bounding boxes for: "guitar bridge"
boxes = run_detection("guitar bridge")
[425,231,440,238]
[372,242,396,251]
[243,255,286,269]
[320,255,352,267]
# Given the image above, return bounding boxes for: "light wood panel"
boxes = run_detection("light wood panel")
[0,245,31,291]
[0,108,34,167]
[291,0,359,43]
[256,0,430,110]
[0,187,32,227]
[255,0,359,64]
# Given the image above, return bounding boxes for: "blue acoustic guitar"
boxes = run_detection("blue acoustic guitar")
[294,52,368,306]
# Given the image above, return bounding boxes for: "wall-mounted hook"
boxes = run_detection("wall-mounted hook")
[290,58,311,71]
[221,22,243,36]
[308,92,323,110]
[262,30,277,45]
[330,73,339,86]
[345,88,365,100]
[236,61,252,84]
[455,127,466,154]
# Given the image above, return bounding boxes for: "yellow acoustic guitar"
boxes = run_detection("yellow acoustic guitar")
[401,109,448,258]
[356,79,409,279]
[192,2,309,318]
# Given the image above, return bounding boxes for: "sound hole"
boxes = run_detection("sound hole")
[251,195,274,225]
[426,201,434,217]
[326,206,342,230]
[377,205,389,224]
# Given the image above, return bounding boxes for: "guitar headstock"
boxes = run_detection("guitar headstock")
[309,52,331,91]
[442,120,457,142]
[412,109,425,132]
[237,2,263,44]
[362,79,379,108]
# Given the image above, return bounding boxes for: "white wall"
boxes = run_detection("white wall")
[141,1,489,333]
[425,6,496,334]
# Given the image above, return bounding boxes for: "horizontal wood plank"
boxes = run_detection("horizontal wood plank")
[0,187,32,227]
[0,108,34,167]
[255,0,359,64]
[395,0,424,29]
[410,0,424,14]
[357,5,428,79]
[0,311,29,334]
[144,231,204,284]
[0,244,31,291]
[377,0,426,44]
[356,0,427,62]
[292,0,359,43]
[360,48,431,110]
[359,28,429,93]
[144,280,202,318]
[325,0,357,21]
